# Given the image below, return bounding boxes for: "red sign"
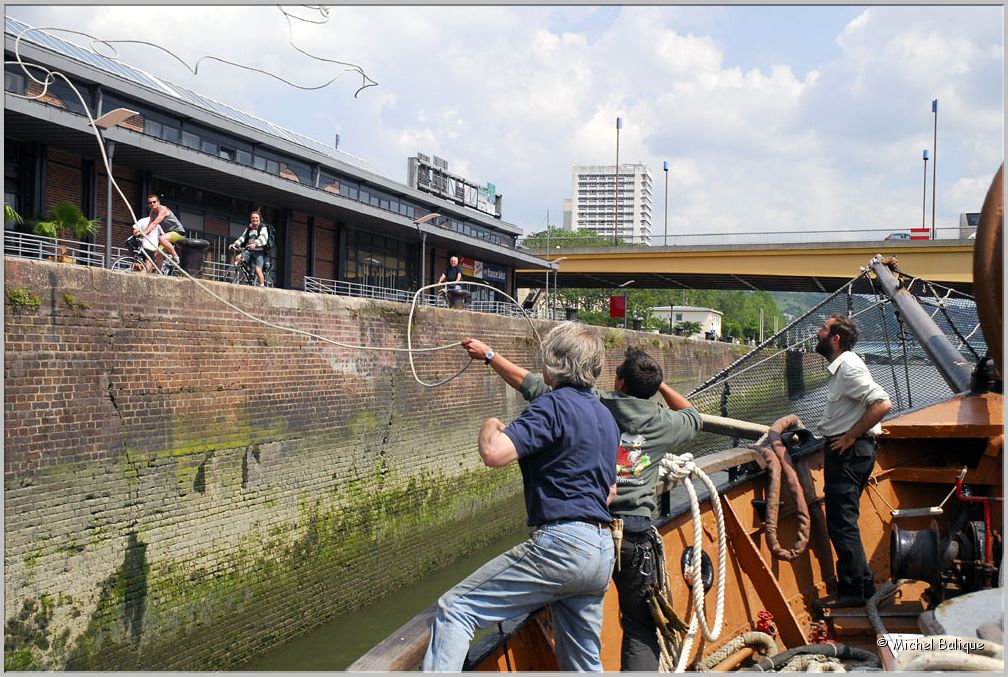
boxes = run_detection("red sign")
[609,295,626,319]
[910,228,931,241]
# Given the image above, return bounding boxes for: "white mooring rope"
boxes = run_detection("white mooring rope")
[662,452,728,672]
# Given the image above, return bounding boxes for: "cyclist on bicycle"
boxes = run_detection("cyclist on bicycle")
[128,216,162,273]
[230,210,268,287]
[145,194,183,269]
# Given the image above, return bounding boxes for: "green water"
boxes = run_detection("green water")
[241,527,528,671]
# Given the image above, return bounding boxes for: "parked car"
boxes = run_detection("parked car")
[885,232,911,240]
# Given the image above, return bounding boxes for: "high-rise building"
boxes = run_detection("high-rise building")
[569,164,653,245]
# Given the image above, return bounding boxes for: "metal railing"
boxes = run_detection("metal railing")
[3,230,107,266]
[517,226,973,250]
[303,275,555,319]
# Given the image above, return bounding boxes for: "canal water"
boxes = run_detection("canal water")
[241,527,528,670]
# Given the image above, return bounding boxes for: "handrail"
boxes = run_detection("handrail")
[3,230,106,267]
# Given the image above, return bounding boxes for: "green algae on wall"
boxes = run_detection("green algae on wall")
[7,458,523,671]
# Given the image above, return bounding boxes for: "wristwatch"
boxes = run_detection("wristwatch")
[484,350,496,365]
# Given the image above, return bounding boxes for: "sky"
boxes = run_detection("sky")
[5,3,1004,238]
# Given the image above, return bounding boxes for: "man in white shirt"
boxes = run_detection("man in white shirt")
[130,217,162,273]
[813,314,892,609]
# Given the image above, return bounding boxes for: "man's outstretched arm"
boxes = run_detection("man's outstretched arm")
[461,337,529,390]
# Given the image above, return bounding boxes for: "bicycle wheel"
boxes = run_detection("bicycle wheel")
[230,264,253,286]
[112,256,142,272]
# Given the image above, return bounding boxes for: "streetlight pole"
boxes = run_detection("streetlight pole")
[617,279,634,329]
[551,256,568,319]
[413,211,441,294]
[614,117,622,246]
[922,149,929,231]
[663,160,669,246]
[104,140,115,267]
[91,107,137,268]
[931,98,938,239]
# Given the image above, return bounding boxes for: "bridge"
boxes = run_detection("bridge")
[514,238,975,294]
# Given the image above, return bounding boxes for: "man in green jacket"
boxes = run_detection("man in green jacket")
[461,338,701,670]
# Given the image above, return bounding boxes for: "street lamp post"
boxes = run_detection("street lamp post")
[663,160,669,246]
[931,98,938,239]
[551,256,568,319]
[617,279,634,329]
[413,211,440,293]
[921,149,929,231]
[614,117,622,246]
[92,107,138,268]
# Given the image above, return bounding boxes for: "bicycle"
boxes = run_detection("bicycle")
[229,251,274,287]
[111,236,176,276]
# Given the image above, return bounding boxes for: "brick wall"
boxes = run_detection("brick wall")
[45,148,82,215]
[3,257,743,670]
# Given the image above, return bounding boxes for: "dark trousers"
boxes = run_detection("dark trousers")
[823,437,877,597]
[611,530,660,671]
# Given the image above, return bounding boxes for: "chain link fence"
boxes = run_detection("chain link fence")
[684,269,987,457]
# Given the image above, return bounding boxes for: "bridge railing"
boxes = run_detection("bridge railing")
[518,225,971,250]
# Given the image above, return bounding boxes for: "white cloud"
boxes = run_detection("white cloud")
[6,4,1002,238]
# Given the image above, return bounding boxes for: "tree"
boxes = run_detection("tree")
[673,320,703,336]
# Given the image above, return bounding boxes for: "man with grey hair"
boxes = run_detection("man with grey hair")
[422,322,619,672]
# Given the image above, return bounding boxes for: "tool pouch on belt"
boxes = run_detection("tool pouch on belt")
[609,518,624,571]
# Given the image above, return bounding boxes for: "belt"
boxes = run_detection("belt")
[825,434,877,442]
[538,518,611,528]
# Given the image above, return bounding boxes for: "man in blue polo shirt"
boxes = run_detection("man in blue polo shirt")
[422,322,619,672]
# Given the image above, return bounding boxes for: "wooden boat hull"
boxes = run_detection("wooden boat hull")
[468,390,1003,671]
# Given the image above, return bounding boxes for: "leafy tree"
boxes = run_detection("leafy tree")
[674,320,703,336]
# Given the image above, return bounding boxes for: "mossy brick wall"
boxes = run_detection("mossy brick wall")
[3,257,744,670]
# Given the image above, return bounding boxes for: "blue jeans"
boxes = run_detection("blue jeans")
[422,520,615,672]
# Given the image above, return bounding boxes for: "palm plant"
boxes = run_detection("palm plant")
[4,202,24,226]
[32,202,99,241]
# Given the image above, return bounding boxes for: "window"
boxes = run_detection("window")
[145,119,162,138]
[181,131,200,150]
[675,313,683,321]
[253,156,267,171]
[201,139,217,155]
[162,125,180,143]
[219,147,236,162]
[266,159,279,175]
[4,68,26,95]
[236,149,252,166]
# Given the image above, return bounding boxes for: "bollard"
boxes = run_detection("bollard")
[446,288,470,310]
[178,237,210,277]
[785,349,805,400]
[632,317,643,331]
[565,307,578,321]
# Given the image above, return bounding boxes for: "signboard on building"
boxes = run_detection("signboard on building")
[481,262,507,288]
[460,257,476,277]
[407,153,503,218]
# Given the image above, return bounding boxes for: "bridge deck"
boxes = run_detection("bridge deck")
[515,240,974,293]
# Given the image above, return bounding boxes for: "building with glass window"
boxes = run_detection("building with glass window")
[567,164,652,245]
[3,17,546,300]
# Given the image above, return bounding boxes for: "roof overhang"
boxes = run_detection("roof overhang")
[4,96,547,271]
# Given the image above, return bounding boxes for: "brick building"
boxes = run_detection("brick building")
[3,16,546,300]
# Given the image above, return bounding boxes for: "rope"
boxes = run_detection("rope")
[694,631,777,671]
[780,653,846,672]
[891,635,1003,671]
[748,415,810,560]
[7,19,549,390]
[660,453,727,672]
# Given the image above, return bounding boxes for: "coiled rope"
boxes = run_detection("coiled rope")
[694,631,777,671]
[749,415,810,560]
[661,453,728,672]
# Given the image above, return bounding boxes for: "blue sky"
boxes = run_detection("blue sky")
[6,4,1003,238]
